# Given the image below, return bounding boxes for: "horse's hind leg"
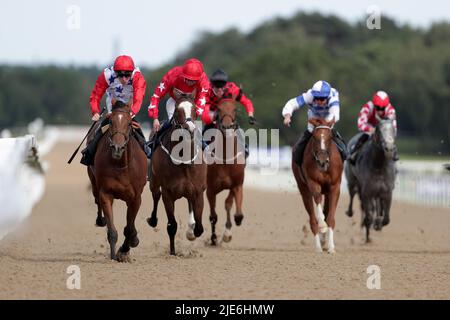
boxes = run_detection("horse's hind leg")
[206,188,218,245]
[233,185,244,226]
[222,190,234,243]
[117,197,141,263]
[99,192,118,260]
[88,168,106,227]
[147,188,161,228]
[162,193,177,256]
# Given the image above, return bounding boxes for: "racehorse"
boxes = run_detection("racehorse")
[292,118,344,253]
[345,117,397,243]
[205,100,246,245]
[87,101,147,262]
[146,95,206,255]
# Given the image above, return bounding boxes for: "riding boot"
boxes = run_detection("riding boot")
[148,120,171,155]
[132,125,152,159]
[80,126,105,166]
[332,129,348,161]
[293,130,312,167]
[393,146,399,161]
[348,133,369,165]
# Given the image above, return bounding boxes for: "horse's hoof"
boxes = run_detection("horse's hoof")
[382,217,390,226]
[345,209,353,217]
[222,234,232,243]
[315,247,323,253]
[210,235,217,246]
[328,248,336,254]
[116,249,131,263]
[234,214,244,226]
[96,216,107,227]
[130,236,139,248]
[186,229,196,241]
[194,224,204,238]
[147,217,158,228]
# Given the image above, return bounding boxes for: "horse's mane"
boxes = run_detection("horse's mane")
[112,101,130,113]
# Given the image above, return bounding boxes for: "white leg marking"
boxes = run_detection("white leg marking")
[222,228,232,243]
[186,210,196,241]
[314,234,323,253]
[327,228,335,254]
[316,203,328,233]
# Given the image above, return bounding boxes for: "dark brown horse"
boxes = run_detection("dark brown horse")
[146,97,206,255]
[292,118,343,254]
[205,100,246,245]
[87,101,147,262]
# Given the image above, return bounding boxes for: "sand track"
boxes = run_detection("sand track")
[0,143,449,299]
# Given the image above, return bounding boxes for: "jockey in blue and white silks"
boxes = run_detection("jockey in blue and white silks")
[282,80,347,166]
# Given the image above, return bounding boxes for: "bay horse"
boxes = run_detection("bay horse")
[205,100,246,245]
[345,117,397,243]
[146,95,206,255]
[292,118,343,253]
[87,101,147,262]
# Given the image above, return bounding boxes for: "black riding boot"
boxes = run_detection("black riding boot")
[393,146,399,161]
[293,130,312,167]
[132,125,152,159]
[80,125,106,166]
[349,133,369,165]
[332,129,348,161]
[146,120,172,160]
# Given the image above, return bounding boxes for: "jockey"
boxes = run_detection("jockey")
[348,90,399,164]
[80,55,150,166]
[282,80,348,166]
[146,58,210,156]
[201,68,256,157]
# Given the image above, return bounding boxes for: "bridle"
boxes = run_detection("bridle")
[108,109,131,149]
[312,125,332,165]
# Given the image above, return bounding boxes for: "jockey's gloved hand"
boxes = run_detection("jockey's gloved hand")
[249,116,257,125]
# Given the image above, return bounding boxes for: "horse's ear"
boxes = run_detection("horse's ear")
[173,88,182,101]
[188,89,197,100]
[111,98,117,107]
[327,117,336,127]
[126,100,133,111]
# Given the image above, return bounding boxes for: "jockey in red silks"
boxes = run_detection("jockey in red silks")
[146,58,211,156]
[80,55,149,166]
[201,68,256,157]
[348,90,399,163]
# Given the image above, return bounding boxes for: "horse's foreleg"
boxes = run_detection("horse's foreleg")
[186,200,196,241]
[162,193,177,256]
[381,192,392,227]
[324,186,340,254]
[346,183,357,218]
[299,185,322,253]
[99,192,117,260]
[147,188,161,228]
[233,185,244,226]
[313,193,328,234]
[223,190,234,243]
[361,194,372,243]
[207,188,218,245]
[191,193,204,239]
[117,197,141,263]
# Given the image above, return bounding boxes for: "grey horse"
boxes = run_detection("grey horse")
[345,117,397,243]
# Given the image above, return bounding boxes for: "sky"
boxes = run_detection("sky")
[0,0,449,68]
